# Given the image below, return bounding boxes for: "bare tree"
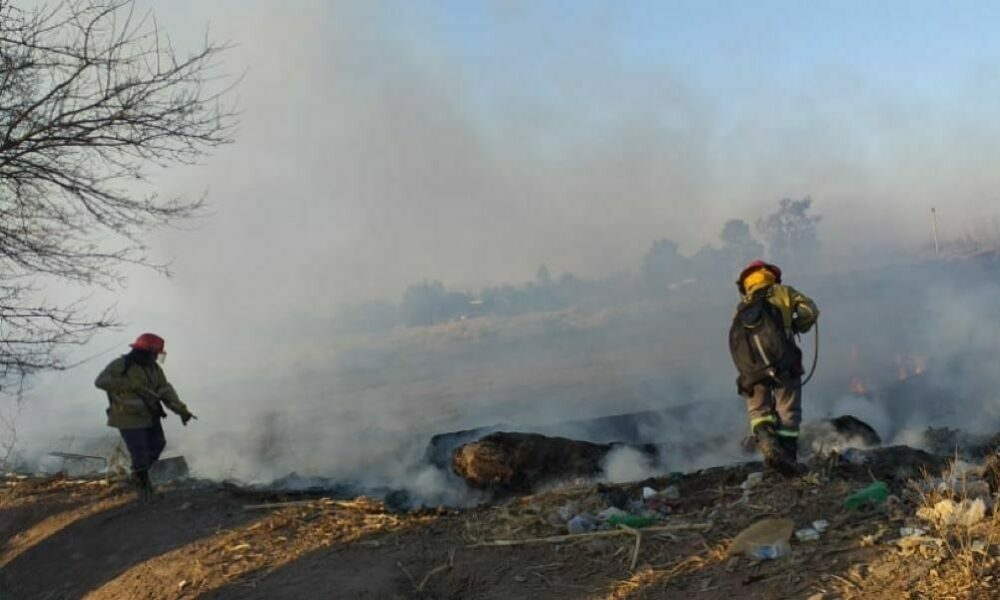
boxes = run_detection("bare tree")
[755,197,821,269]
[0,0,236,391]
[0,399,18,467]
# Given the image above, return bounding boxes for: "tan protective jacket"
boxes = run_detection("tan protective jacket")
[743,282,819,337]
[95,356,189,429]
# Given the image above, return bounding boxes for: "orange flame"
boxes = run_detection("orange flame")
[894,355,928,381]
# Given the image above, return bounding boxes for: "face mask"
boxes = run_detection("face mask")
[156,352,167,365]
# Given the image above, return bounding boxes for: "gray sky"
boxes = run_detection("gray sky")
[135,0,1000,307]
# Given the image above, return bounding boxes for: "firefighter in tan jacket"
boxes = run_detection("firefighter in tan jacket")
[734,261,818,471]
[95,333,195,501]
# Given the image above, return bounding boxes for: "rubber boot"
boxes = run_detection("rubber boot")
[134,469,153,504]
[754,423,795,476]
[753,423,782,467]
[778,436,798,464]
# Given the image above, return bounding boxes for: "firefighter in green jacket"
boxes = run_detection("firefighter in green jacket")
[735,261,818,471]
[95,333,196,501]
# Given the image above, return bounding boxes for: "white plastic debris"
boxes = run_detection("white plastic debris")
[741,472,764,490]
[642,486,658,500]
[750,543,792,559]
[811,520,829,533]
[899,526,927,537]
[662,485,680,500]
[973,540,988,553]
[795,528,820,542]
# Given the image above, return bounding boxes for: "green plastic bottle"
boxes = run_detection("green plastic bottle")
[608,514,659,528]
[843,481,889,510]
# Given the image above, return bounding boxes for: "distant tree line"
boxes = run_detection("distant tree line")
[334,198,822,331]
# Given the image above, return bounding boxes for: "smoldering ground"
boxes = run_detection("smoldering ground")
[6,2,1000,504]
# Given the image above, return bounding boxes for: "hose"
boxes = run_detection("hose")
[800,321,819,386]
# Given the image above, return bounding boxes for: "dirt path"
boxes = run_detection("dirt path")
[3,451,997,600]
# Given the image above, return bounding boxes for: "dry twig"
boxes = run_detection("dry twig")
[468,522,713,548]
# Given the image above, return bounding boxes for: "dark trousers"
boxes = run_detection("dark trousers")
[119,419,166,473]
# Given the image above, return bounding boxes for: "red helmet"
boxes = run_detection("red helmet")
[130,333,166,354]
[737,260,782,291]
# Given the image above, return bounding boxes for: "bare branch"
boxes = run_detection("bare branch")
[0,0,237,391]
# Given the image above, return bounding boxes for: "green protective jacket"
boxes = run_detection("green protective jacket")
[94,356,190,430]
[743,282,819,337]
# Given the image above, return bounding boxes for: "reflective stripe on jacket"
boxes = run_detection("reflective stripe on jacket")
[95,356,189,429]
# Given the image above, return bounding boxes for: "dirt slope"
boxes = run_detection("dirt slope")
[1,449,997,600]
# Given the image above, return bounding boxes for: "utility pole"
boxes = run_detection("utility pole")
[930,207,940,255]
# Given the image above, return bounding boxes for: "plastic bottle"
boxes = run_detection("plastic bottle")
[843,481,889,510]
[750,542,791,559]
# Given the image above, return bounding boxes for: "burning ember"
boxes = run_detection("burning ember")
[894,355,927,381]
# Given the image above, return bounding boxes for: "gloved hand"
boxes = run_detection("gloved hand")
[181,412,197,426]
[792,318,811,334]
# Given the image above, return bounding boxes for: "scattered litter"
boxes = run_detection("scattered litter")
[607,514,659,529]
[844,481,889,510]
[750,543,792,560]
[812,519,829,533]
[661,485,680,500]
[899,526,927,537]
[645,495,673,514]
[973,539,988,553]
[917,498,986,527]
[795,528,820,542]
[840,448,869,464]
[741,472,764,490]
[730,518,794,559]
[556,502,579,522]
[642,486,658,500]
[596,507,628,522]
[567,514,596,534]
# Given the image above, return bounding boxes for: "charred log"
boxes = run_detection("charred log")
[425,404,701,469]
[451,432,660,494]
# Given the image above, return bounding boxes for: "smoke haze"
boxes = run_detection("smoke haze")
[8,2,1000,500]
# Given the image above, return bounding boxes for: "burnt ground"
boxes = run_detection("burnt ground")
[1,448,997,600]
